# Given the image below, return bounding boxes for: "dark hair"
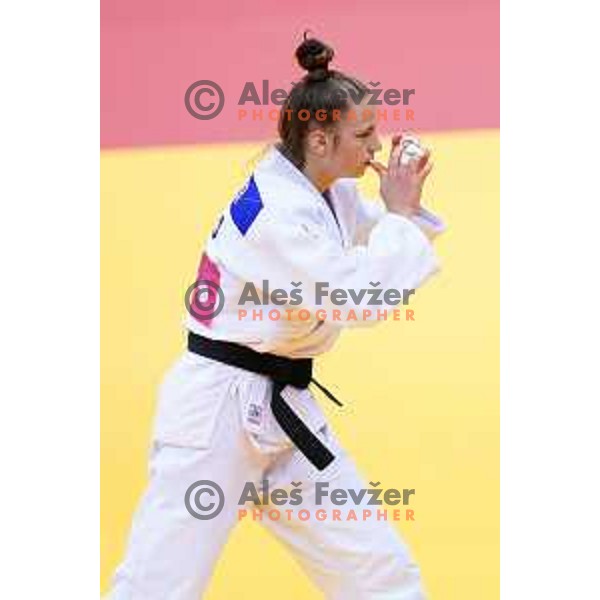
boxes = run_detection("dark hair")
[277,35,368,169]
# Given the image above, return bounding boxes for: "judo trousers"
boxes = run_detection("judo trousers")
[108,351,426,599]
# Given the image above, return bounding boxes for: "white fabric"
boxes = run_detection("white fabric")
[109,353,426,600]
[108,147,441,598]
[187,147,441,358]
[355,195,445,243]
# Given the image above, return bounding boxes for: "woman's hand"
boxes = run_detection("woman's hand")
[369,133,433,218]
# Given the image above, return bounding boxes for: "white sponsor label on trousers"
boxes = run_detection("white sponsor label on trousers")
[243,396,266,434]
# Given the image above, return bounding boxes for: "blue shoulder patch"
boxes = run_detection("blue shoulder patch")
[229,175,263,236]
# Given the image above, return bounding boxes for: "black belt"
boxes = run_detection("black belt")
[187,331,342,470]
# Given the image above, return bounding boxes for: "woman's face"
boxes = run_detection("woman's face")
[328,99,382,178]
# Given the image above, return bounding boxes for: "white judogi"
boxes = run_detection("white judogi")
[186,146,441,357]
[108,147,442,599]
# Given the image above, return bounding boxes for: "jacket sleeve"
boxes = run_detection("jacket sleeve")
[355,189,446,243]
[354,197,387,245]
[232,205,440,328]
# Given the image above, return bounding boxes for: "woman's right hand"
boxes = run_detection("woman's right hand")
[370,133,433,218]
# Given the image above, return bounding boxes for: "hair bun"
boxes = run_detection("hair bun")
[295,36,334,78]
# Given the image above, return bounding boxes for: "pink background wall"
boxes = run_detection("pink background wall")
[101,0,499,148]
